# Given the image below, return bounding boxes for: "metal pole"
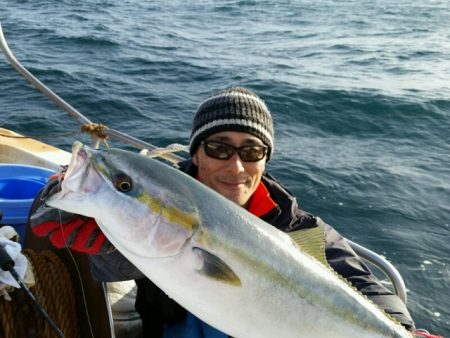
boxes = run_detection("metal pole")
[0,22,91,126]
[0,21,184,163]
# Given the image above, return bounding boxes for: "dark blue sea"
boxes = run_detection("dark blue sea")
[1,0,449,335]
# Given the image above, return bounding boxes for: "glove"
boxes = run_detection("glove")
[29,171,112,254]
[0,226,35,300]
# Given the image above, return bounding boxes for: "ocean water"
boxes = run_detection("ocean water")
[1,0,449,336]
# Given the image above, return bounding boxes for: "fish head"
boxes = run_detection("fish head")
[47,141,197,258]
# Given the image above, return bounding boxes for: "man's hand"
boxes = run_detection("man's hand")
[29,172,112,254]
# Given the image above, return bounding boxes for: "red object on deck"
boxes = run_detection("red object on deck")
[415,330,445,338]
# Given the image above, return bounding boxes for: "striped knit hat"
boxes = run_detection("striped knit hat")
[189,87,274,160]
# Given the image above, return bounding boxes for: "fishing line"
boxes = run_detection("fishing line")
[57,215,95,338]
[55,174,96,338]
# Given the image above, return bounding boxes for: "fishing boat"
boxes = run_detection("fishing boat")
[0,128,117,338]
[0,127,149,338]
[2,20,435,338]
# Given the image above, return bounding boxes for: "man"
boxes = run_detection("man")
[30,87,415,337]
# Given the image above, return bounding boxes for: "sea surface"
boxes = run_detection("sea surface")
[1,0,449,336]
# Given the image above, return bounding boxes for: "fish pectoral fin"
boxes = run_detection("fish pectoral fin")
[193,247,241,286]
[288,218,328,267]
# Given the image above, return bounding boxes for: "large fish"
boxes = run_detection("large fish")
[47,142,413,338]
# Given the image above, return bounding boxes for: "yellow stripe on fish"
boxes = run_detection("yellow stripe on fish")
[137,191,198,231]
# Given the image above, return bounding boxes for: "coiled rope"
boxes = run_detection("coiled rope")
[0,249,79,338]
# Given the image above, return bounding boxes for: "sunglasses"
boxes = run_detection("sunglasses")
[201,140,268,162]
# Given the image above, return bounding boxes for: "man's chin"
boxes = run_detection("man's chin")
[222,191,250,208]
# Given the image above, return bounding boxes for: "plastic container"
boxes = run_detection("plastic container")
[0,164,56,244]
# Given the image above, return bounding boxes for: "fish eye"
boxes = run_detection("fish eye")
[113,173,133,193]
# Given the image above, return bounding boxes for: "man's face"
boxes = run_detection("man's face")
[192,131,267,207]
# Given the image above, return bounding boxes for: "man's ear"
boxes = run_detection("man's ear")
[192,153,198,166]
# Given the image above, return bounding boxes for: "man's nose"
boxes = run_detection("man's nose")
[226,153,245,173]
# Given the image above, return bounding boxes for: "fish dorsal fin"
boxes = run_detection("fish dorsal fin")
[288,218,328,267]
[290,220,410,331]
[193,247,242,286]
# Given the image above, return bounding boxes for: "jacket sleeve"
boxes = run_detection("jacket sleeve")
[320,220,415,331]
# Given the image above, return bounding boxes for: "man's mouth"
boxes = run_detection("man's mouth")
[219,179,248,188]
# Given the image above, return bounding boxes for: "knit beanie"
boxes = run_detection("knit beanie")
[189,87,274,160]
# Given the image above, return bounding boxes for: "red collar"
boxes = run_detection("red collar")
[246,181,278,217]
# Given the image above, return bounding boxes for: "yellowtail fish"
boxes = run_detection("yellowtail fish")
[47,142,413,338]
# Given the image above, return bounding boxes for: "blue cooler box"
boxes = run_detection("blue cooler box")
[0,164,56,244]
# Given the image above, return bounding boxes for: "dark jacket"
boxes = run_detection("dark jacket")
[88,159,415,335]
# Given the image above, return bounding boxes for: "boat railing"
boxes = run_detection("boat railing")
[0,21,408,304]
[346,239,407,303]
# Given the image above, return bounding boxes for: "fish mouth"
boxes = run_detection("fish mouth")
[64,141,87,179]
[60,141,104,197]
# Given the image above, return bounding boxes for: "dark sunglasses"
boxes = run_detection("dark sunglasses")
[201,140,268,162]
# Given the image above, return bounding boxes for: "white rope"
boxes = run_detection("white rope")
[139,143,189,159]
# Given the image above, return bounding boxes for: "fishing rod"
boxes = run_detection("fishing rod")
[0,21,407,304]
[0,21,183,163]
[0,246,64,338]
[0,215,64,338]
